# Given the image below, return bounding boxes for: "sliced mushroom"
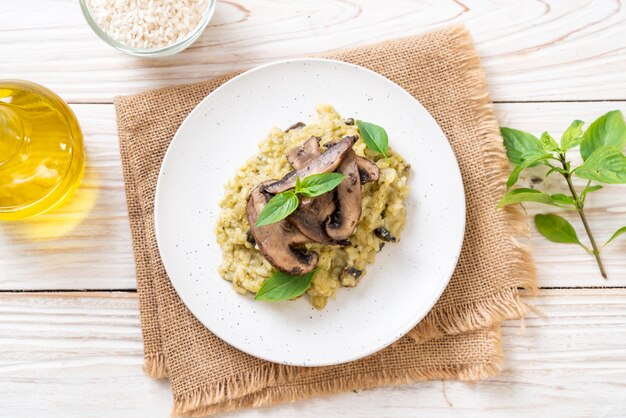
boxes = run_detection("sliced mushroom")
[355,156,379,184]
[284,136,339,243]
[287,136,321,169]
[326,149,361,240]
[323,135,360,148]
[287,193,338,244]
[264,135,356,194]
[285,121,305,132]
[323,137,379,184]
[374,227,396,242]
[323,135,359,149]
[339,266,363,287]
[246,181,318,275]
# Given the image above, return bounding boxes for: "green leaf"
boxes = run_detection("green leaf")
[357,120,388,158]
[580,184,603,203]
[580,110,626,160]
[505,165,525,189]
[254,269,317,301]
[546,166,567,177]
[540,131,559,151]
[560,120,584,150]
[295,173,345,198]
[255,191,299,227]
[575,146,626,184]
[534,214,581,245]
[497,188,559,208]
[505,154,553,189]
[501,127,547,166]
[603,226,626,248]
[550,194,576,206]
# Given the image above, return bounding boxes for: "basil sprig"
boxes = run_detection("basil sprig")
[255,172,345,227]
[255,191,299,227]
[357,120,389,158]
[498,110,626,279]
[254,269,317,301]
[295,172,345,197]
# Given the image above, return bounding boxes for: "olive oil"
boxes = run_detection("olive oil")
[0,81,85,220]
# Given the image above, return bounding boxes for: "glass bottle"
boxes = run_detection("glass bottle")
[0,81,85,220]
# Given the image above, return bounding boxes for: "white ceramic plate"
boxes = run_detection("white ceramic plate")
[154,59,465,367]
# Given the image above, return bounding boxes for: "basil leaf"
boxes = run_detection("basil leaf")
[255,191,299,227]
[497,188,559,208]
[357,120,388,158]
[580,110,626,160]
[505,165,525,189]
[575,146,626,184]
[560,120,584,150]
[534,214,581,245]
[550,194,576,206]
[580,184,603,203]
[501,127,546,166]
[540,131,559,151]
[505,155,552,189]
[296,173,345,198]
[254,269,317,301]
[546,166,567,177]
[603,226,626,248]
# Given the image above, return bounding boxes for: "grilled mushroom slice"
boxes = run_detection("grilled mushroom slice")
[287,192,338,244]
[264,135,356,194]
[284,137,339,243]
[339,266,363,287]
[323,137,379,184]
[326,149,361,240]
[285,121,305,132]
[287,136,321,169]
[246,181,318,275]
[374,227,396,242]
[355,157,379,184]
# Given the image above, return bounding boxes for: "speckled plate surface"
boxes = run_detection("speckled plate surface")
[154,59,465,367]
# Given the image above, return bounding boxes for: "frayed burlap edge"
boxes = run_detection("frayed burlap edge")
[144,353,168,379]
[172,327,503,417]
[405,25,538,344]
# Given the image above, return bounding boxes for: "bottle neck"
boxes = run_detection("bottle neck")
[0,103,25,167]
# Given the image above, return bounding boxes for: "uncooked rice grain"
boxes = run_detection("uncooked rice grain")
[87,0,208,49]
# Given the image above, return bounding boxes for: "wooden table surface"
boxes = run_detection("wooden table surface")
[2,1,626,417]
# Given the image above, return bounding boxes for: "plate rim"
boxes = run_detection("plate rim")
[154,57,466,366]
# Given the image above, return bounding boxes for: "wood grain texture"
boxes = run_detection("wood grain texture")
[0,105,134,290]
[1,102,624,290]
[1,289,625,418]
[1,0,625,102]
[2,1,625,417]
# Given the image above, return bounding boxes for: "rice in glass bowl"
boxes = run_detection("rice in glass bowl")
[80,0,216,57]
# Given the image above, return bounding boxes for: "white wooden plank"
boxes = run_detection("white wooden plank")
[1,0,625,102]
[0,289,625,417]
[1,101,624,290]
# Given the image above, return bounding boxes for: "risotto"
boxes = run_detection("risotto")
[216,104,410,308]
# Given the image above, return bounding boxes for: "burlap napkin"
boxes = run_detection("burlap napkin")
[114,25,537,416]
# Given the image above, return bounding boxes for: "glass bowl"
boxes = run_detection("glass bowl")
[79,0,216,57]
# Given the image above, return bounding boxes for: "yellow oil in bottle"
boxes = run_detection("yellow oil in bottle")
[0,81,85,220]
